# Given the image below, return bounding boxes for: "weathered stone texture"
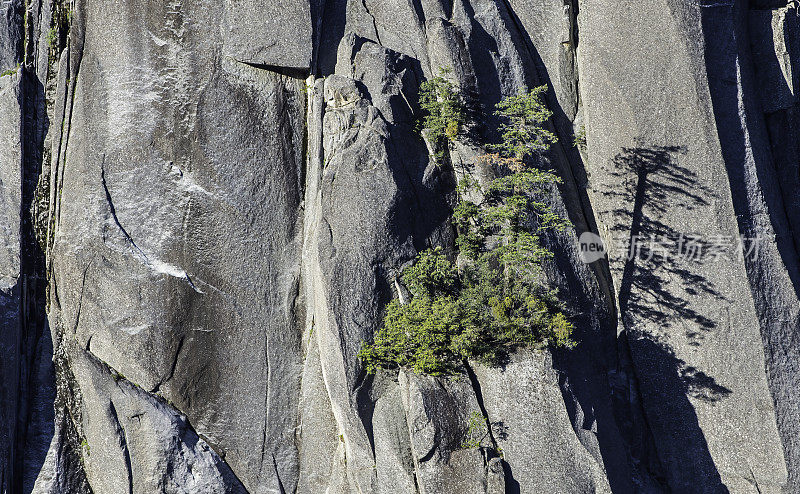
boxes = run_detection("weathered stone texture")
[0,71,22,494]
[2,0,800,492]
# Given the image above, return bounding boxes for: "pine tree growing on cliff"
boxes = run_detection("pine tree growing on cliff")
[417,68,465,162]
[359,84,574,376]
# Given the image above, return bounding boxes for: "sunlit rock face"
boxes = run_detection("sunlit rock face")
[1,0,799,492]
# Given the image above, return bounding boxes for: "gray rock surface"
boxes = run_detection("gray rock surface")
[579,0,790,491]
[399,370,503,494]
[71,343,248,494]
[47,0,308,491]
[0,71,22,494]
[0,0,23,72]
[2,0,799,492]
[222,0,313,68]
[473,351,611,493]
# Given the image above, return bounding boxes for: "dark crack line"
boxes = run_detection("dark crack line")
[56,33,86,229]
[748,465,763,494]
[108,401,134,494]
[151,335,185,394]
[183,274,202,294]
[49,48,73,238]
[617,168,648,319]
[360,0,383,46]
[260,306,271,474]
[73,261,91,334]
[462,361,499,451]
[417,441,437,463]
[100,157,146,260]
[271,453,286,494]
[100,157,203,295]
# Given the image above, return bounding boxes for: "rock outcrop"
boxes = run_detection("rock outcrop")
[1,0,799,492]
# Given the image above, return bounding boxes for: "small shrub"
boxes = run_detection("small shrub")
[490,86,557,159]
[461,411,486,449]
[80,439,90,456]
[0,65,18,78]
[47,27,58,50]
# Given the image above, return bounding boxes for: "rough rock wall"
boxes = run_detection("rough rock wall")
[0,0,798,493]
[0,70,23,494]
[580,1,789,492]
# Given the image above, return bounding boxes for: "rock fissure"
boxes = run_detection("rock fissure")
[359,0,383,46]
[107,401,134,494]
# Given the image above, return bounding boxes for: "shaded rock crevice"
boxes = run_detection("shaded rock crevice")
[702,0,800,489]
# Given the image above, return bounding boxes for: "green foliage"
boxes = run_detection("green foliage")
[359,86,575,377]
[47,27,58,50]
[461,411,486,449]
[80,439,90,456]
[0,65,18,78]
[489,86,557,159]
[573,124,586,150]
[401,246,458,297]
[418,68,464,162]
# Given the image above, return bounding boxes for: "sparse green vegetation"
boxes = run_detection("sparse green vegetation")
[46,1,72,55]
[490,86,557,159]
[0,65,18,78]
[359,83,575,377]
[573,124,586,150]
[461,411,486,449]
[80,438,90,456]
[47,27,58,50]
[418,68,465,162]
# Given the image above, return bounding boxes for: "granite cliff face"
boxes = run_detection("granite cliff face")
[1,0,798,492]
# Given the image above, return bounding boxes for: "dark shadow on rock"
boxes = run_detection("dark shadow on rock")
[625,336,729,494]
[704,4,800,299]
[608,144,725,343]
[15,66,56,493]
[607,144,730,493]
[748,7,800,267]
[501,460,521,494]
[703,5,800,489]
[315,0,348,76]
[458,0,508,143]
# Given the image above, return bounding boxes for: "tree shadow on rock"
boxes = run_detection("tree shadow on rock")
[608,143,726,344]
[606,143,731,493]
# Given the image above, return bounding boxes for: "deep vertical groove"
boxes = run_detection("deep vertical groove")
[461,362,497,450]
[107,401,134,494]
